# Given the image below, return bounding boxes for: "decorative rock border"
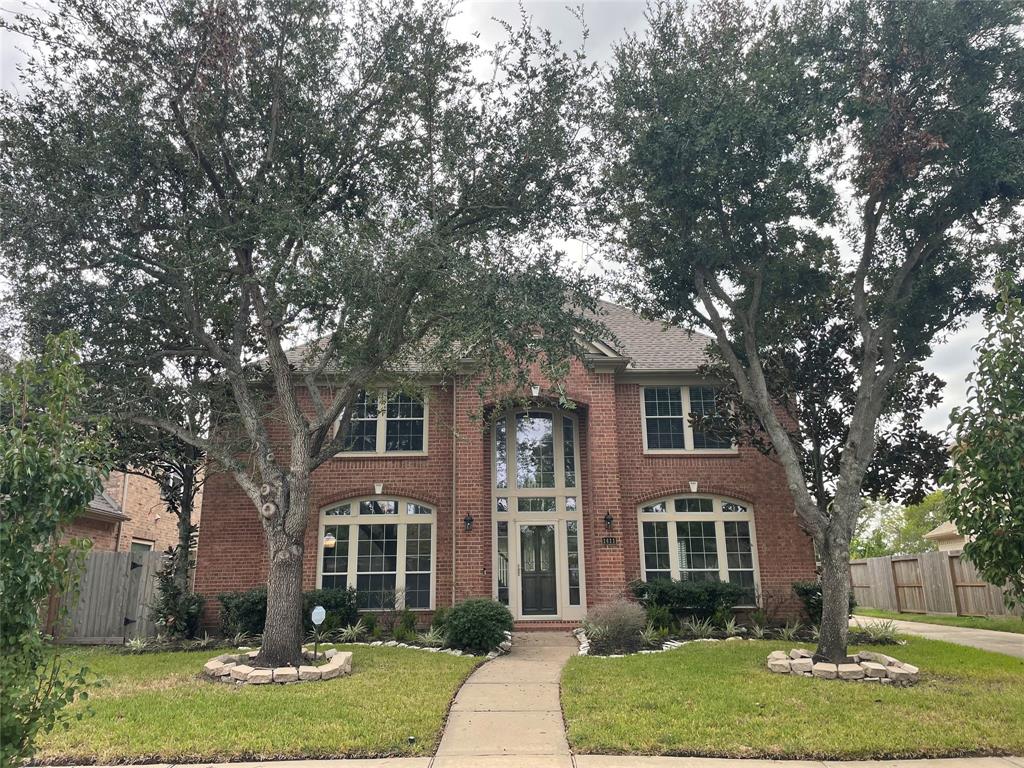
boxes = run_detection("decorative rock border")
[203,630,513,684]
[573,628,745,657]
[344,629,513,659]
[203,647,352,685]
[767,649,919,685]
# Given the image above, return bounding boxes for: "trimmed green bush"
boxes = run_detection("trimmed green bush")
[792,580,855,624]
[583,600,646,654]
[301,588,358,632]
[218,586,358,636]
[217,588,267,636]
[629,579,747,620]
[445,599,513,653]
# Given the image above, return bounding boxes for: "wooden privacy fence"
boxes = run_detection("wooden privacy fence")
[851,551,1023,618]
[50,549,164,644]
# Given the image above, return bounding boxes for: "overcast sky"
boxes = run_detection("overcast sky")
[0,0,986,434]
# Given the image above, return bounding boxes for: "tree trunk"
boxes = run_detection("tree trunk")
[815,534,852,662]
[173,466,195,592]
[254,476,310,668]
[256,532,306,667]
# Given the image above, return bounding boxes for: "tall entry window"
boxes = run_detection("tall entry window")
[317,497,436,610]
[638,496,759,605]
[492,408,585,620]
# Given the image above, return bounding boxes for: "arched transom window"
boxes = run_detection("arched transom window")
[637,495,758,605]
[317,497,435,611]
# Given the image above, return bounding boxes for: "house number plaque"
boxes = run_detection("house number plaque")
[601,536,618,547]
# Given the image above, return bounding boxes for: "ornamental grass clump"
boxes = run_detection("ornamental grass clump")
[583,600,646,655]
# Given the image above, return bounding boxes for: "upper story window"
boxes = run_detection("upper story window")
[641,385,733,453]
[338,390,427,454]
[493,410,578,494]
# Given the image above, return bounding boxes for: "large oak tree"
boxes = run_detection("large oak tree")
[599,0,1024,660]
[1,0,600,665]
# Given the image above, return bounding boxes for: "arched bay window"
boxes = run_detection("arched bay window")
[637,495,759,606]
[317,497,435,610]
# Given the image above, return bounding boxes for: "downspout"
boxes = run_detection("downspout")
[116,471,130,551]
[451,376,458,606]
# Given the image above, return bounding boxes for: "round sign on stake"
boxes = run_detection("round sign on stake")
[311,605,326,626]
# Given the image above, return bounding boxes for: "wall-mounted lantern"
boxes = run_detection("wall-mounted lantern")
[603,512,614,530]
[464,513,475,532]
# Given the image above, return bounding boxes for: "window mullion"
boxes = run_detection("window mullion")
[396,521,408,610]
[714,519,729,583]
[376,391,387,454]
[681,386,692,452]
[346,520,358,589]
[667,518,680,578]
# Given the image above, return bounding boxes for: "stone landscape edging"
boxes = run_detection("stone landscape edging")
[767,648,920,684]
[573,627,747,657]
[202,630,514,684]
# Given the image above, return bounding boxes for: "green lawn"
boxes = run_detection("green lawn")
[36,644,478,764]
[855,608,1024,635]
[561,638,1024,759]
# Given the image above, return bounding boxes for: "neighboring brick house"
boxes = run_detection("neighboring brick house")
[194,301,816,627]
[65,471,202,554]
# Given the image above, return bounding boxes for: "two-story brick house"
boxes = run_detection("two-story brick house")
[194,301,816,626]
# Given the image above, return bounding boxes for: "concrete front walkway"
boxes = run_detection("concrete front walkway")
[432,630,577,768]
[852,615,1024,659]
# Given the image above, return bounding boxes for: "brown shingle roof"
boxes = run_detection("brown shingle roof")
[280,300,714,374]
[87,491,128,521]
[595,300,713,371]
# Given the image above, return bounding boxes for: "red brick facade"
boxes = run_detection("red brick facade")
[194,355,817,627]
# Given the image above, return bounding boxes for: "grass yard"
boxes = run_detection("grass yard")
[35,644,478,764]
[561,637,1024,760]
[855,608,1024,635]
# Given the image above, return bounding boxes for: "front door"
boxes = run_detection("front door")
[520,524,557,615]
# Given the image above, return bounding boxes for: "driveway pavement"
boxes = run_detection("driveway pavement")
[852,615,1024,659]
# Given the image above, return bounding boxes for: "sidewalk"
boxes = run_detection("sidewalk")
[432,630,577,768]
[852,615,1024,659]
[58,754,1024,767]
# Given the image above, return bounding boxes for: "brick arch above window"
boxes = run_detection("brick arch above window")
[315,486,443,512]
[630,484,756,510]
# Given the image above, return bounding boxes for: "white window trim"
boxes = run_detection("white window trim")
[637,495,760,607]
[639,384,737,455]
[334,390,429,457]
[490,409,586,621]
[315,496,437,611]
[130,538,155,551]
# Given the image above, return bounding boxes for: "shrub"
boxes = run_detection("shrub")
[431,605,451,631]
[302,588,359,632]
[682,616,716,639]
[218,587,267,636]
[630,579,747,621]
[445,599,513,653]
[792,580,855,624]
[583,600,646,654]
[218,586,358,636]
[645,603,673,631]
[150,541,203,639]
[334,619,367,643]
